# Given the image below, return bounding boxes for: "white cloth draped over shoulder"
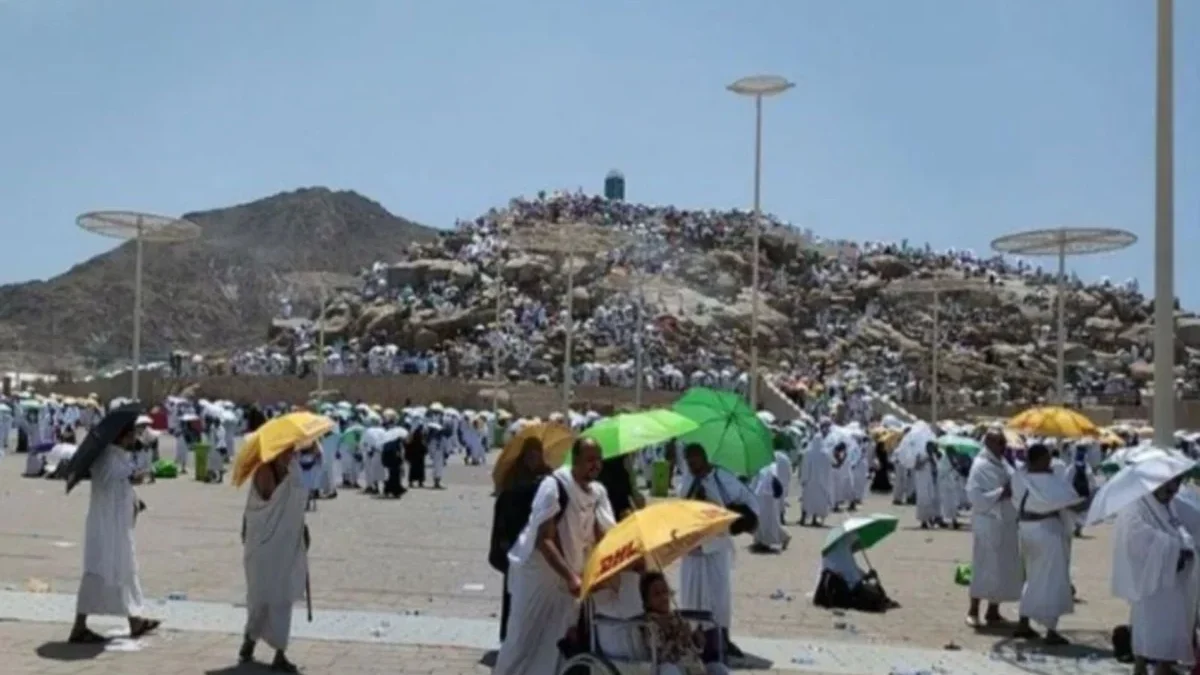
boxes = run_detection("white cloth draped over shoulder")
[912,451,940,523]
[77,444,145,617]
[800,437,834,519]
[936,452,963,522]
[678,467,758,629]
[243,457,309,652]
[1111,495,1200,664]
[966,452,1021,603]
[752,453,791,548]
[493,468,615,675]
[1011,469,1082,629]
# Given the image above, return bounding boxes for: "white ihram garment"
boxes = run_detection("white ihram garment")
[966,453,1021,602]
[936,453,962,523]
[679,468,758,629]
[752,455,791,549]
[1012,470,1081,629]
[430,435,447,482]
[76,445,145,617]
[243,458,308,652]
[493,469,614,675]
[800,443,834,519]
[912,453,940,523]
[1112,495,1200,665]
[173,433,189,472]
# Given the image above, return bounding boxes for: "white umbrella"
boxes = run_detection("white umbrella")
[382,427,409,443]
[1085,448,1197,526]
[893,421,936,470]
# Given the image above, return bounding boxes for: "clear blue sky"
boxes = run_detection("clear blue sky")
[1,1,1196,301]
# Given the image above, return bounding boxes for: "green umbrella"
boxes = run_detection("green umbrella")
[937,434,982,458]
[340,424,364,447]
[821,513,899,555]
[578,409,699,461]
[671,387,774,477]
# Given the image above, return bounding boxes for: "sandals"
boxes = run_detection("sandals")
[129,618,161,638]
[271,655,300,673]
[68,628,109,644]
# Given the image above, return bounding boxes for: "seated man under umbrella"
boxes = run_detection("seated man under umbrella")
[813,517,900,613]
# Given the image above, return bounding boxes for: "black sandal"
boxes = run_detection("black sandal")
[129,618,161,638]
[271,654,300,673]
[68,628,109,644]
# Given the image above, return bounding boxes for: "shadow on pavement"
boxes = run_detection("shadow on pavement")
[729,652,774,670]
[35,641,104,661]
[205,664,274,675]
[989,629,1117,675]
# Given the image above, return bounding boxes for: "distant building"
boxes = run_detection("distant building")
[604,170,625,201]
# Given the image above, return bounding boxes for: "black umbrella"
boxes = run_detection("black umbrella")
[65,404,143,494]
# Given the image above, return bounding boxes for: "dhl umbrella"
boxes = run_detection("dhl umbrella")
[1006,406,1099,440]
[581,499,739,597]
[491,422,574,491]
[232,412,335,487]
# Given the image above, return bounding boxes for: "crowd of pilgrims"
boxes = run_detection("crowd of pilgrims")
[9,389,1200,673]
[146,189,1179,410]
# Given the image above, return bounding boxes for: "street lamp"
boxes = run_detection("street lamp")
[1153,0,1175,447]
[991,227,1136,404]
[881,277,989,424]
[77,211,200,400]
[728,74,793,409]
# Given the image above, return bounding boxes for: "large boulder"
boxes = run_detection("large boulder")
[860,254,913,281]
[1178,317,1200,348]
[386,259,477,288]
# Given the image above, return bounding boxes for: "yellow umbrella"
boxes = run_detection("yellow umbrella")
[878,428,905,453]
[232,412,335,487]
[581,500,739,597]
[1096,429,1124,447]
[491,422,574,491]
[1006,406,1099,439]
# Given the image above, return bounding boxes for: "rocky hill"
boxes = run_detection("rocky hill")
[179,190,1198,406]
[0,188,437,372]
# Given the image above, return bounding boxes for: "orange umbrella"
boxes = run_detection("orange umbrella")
[491,422,574,491]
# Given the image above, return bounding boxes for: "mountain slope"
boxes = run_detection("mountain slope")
[0,187,437,371]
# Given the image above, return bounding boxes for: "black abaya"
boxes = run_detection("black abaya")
[405,432,427,485]
[488,480,541,641]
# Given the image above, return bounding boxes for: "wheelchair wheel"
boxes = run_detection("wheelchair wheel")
[557,652,623,675]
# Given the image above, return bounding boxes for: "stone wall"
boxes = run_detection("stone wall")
[42,373,677,418]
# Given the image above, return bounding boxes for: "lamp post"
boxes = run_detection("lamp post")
[881,277,989,424]
[991,227,1136,404]
[76,211,200,400]
[1153,0,1175,447]
[727,74,793,409]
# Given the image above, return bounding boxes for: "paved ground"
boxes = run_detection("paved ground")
[0,448,1132,674]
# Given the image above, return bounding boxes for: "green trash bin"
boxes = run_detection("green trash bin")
[651,459,670,498]
[192,443,211,481]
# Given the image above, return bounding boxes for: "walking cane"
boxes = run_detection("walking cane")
[305,571,313,622]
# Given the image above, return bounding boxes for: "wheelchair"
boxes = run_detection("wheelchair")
[557,598,725,675]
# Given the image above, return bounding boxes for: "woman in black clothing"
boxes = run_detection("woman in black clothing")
[597,455,644,521]
[488,437,550,641]
[870,441,893,493]
[405,427,428,487]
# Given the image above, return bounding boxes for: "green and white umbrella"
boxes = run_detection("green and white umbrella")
[937,434,982,458]
[822,513,899,555]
